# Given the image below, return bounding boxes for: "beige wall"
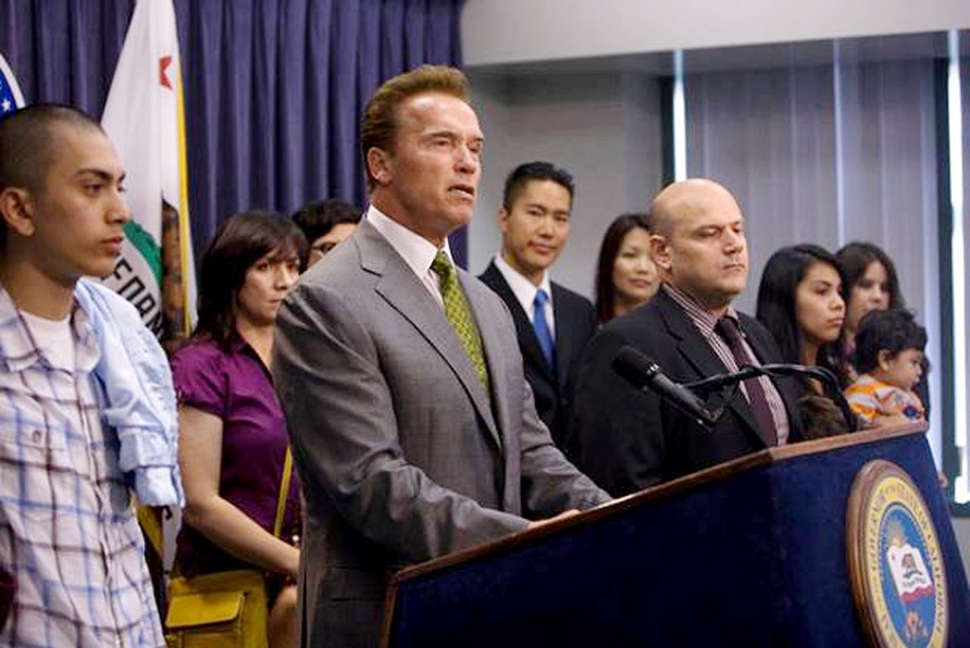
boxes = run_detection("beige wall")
[468,71,663,295]
[463,0,970,66]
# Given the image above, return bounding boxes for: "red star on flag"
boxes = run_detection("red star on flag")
[159,55,172,89]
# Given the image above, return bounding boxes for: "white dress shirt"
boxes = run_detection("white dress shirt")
[366,205,455,308]
[493,253,556,334]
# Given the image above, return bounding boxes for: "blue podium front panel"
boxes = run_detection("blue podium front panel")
[386,429,969,648]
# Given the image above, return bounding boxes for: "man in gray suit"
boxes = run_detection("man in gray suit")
[273,65,610,648]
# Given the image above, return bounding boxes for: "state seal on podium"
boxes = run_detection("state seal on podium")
[847,459,947,648]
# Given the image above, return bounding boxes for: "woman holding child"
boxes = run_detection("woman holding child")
[758,241,930,438]
[836,241,931,424]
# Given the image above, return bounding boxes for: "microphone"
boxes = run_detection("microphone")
[612,346,718,426]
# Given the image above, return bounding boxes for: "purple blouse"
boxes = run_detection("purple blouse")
[171,336,300,577]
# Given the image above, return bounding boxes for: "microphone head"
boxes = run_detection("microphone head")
[612,346,660,389]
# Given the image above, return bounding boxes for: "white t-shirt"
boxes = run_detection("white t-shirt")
[20,309,75,371]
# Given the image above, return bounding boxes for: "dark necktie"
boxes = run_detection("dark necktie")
[533,289,556,370]
[430,251,490,394]
[715,317,777,445]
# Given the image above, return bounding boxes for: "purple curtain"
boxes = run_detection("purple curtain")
[0,0,466,264]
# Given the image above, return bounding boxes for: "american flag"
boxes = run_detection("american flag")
[0,53,25,118]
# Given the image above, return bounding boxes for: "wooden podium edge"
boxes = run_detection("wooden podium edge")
[378,421,927,647]
[846,459,892,648]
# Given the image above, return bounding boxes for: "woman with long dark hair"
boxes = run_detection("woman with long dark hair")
[171,211,306,648]
[756,244,849,436]
[835,241,942,484]
[594,213,659,324]
[835,241,904,352]
[835,240,933,415]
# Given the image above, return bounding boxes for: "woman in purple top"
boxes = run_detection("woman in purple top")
[171,211,306,648]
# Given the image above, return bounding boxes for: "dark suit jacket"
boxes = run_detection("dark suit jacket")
[569,288,803,497]
[274,220,609,648]
[479,261,596,448]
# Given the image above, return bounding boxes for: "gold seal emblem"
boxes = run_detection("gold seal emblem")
[847,460,947,648]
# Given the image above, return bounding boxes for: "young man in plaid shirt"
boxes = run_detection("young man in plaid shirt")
[0,104,167,647]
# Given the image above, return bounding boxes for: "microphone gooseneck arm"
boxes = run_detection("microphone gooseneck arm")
[685,364,857,433]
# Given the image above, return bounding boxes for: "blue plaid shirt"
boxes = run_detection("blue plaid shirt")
[0,286,164,647]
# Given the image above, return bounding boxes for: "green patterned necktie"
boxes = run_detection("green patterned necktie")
[431,251,490,395]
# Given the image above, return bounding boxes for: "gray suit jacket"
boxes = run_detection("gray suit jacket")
[273,219,608,648]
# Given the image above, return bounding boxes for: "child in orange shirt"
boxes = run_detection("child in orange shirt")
[845,309,926,428]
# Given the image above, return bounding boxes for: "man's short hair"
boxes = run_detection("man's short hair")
[501,161,575,212]
[0,104,104,194]
[360,65,471,191]
[292,199,361,243]
[0,104,105,250]
[853,309,927,374]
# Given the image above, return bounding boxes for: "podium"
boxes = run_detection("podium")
[380,423,970,648]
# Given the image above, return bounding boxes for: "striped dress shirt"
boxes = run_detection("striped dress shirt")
[0,286,164,647]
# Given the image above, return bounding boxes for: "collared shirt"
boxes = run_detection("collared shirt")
[0,286,165,647]
[493,254,556,334]
[663,284,790,445]
[366,205,454,308]
[171,336,301,577]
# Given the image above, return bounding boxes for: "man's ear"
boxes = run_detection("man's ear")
[650,233,672,271]
[366,147,392,186]
[497,207,510,234]
[0,187,36,237]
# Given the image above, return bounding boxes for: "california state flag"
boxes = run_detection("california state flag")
[100,0,196,345]
[887,543,935,604]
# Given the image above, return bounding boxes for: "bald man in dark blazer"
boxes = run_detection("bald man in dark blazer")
[571,179,803,497]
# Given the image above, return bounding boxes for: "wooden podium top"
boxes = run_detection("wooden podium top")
[386,421,927,588]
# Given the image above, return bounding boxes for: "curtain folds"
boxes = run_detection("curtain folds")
[0,0,465,260]
[684,57,938,320]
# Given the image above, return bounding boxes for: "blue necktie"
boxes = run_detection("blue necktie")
[533,289,556,370]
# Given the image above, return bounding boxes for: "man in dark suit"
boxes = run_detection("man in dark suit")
[273,66,609,648]
[570,179,802,497]
[479,162,596,448]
